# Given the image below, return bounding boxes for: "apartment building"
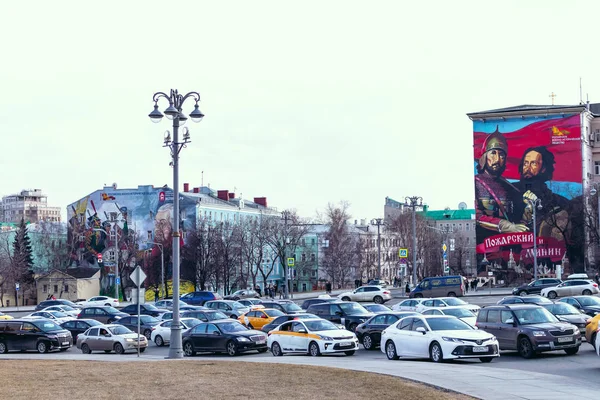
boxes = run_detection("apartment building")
[1,189,61,223]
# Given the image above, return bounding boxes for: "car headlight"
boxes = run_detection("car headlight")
[47,335,58,339]
[490,336,496,342]
[318,335,333,341]
[237,337,251,342]
[126,338,136,342]
[532,331,546,337]
[442,337,463,343]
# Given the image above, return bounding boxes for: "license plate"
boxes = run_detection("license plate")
[340,342,352,347]
[472,346,488,353]
[558,336,572,343]
[257,340,266,345]
[62,342,69,346]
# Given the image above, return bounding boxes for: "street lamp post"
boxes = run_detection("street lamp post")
[525,198,543,280]
[146,242,164,299]
[281,210,291,300]
[404,196,423,287]
[370,218,384,279]
[149,89,204,359]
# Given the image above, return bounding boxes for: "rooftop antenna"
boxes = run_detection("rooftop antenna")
[201,171,204,187]
[549,92,556,105]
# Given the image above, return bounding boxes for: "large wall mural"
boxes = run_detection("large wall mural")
[473,114,584,276]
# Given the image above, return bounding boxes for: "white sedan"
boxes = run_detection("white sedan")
[391,299,425,312]
[151,317,203,346]
[267,318,359,356]
[77,296,120,307]
[415,297,480,315]
[381,315,499,363]
[338,286,392,304]
[26,311,74,325]
[541,280,600,299]
[420,306,477,327]
[41,305,80,318]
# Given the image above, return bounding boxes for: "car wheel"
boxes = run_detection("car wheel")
[309,341,321,357]
[154,335,164,347]
[341,297,351,301]
[114,343,125,355]
[344,350,355,356]
[362,334,374,350]
[447,292,456,297]
[547,291,557,299]
[564,346,579,355]
[349,323,358,332]
[385,340,398,360]
[479,357,494,363]
[143,329,152,340]
[104,303,111,307]
[139,347,146,353]
[429,342,443,363]
[183,341,196,357]
[81,344,91,354]
[413,293,423,299]
[517,336,534,359]
[583,289,592,296]
[373,296,383,304]
[0,342,7,354]
[37,341,49,354]
[271,341,283,357]
[226,341,238,356]
[518,291,528,297]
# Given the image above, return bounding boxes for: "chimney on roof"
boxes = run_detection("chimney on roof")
[254,197,267,207]
[183,183,189,192]
[217,190,229,201]
[193,187,199,193]
[228,193,235,200]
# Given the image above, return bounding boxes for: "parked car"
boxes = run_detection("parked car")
[475,304,581,358]
[362,303,392,314]
[25,311,74,325]
[391,299,425,312]
[204,300,250,318]
[541,302,590,336]
[415,297,480,315]
[35,299,81,311]
[381,315,499,363]
[76,324,147,354]
[115,315,161,339]
[586,314,600,347]
[224,290,260,301]
[180,291,222,306]
[60,319,102,342]
[159,311,181,321]
[409,275,465,298]
[420,306,477,326]
[300,297,338,310]
[268,318,359,356]
[151,317,202,346]
[306,301,374,332]
[0,312,13,320]
[237,298,263,307]
[558,296,600,317]
[338,286,392,304]
[541,280,599,299]
[260,313,320,333]
[41,305,80,318]
[567,273,590,280]
[512,278,563,296]
[77,306,128,324]
[238,308,285,330]
[182,320,268,356]
[367,279,390,288]
[76,296,120,308]
[153,300,189,310]
[120,304,169,318]
[497,295,553,306]
[0,319,72,354]
[355,311,418,350]
[181,310,230,322]
[258,300,304,315]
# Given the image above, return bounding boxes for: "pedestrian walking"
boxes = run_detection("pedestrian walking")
[278,284,284,299]
[325,281,332,294]
[255,284,262,297]
[405,283,410,296]
[595,273,599,285]
[154,287,159,302]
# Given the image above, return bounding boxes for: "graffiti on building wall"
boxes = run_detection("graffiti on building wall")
[473,114,584,275]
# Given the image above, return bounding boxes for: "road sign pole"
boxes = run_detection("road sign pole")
[137,266,141,358]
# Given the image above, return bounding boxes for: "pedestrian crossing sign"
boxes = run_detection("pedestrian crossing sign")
[287,257,295,267]
[399,248,408,258]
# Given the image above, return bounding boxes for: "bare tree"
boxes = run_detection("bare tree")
[31,221,70,271]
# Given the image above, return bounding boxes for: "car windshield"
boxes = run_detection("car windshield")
[231,302,246,309]
[576,297,600,307]
[443,308,475,318]
[105,307,120,314]
[514,308,559,325]
[33,320,63,332]
[366,305,389,312]
[49,311,68,318]
[545,303,579,315]
[443,298,467,306]
[523,296,552,304]
[182,318,202,328]
[339,303,370,315]
[265,309,285,317]
[218,321,248,333]
[145,304,159,311]
[109,326,133,335]
[61,306,76,311]
[304,320,338,331]
[140,316,159,324]
[426,317,473,331]
[296,313,318,319]
[207,311,228,320]
[282,303,303,313]
[61,301,79,307]
[87,320,102,327]
[233,290,244,295]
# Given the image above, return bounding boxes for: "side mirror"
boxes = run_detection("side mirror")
[213,331,221,336]
[298,328,307,334]
[439,304,446,307]
[505,318,515,326]
[415,327,427,334]
[335,311,343,316]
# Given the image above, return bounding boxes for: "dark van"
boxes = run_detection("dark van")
[0,319,73,353]
[409,275,465,298]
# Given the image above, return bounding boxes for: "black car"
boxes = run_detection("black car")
[306,301,375,332]
[300,298,338,310]
[542,302,590,335]
[77,306,129,324]
[181,310,231,322]
[35,299,81,311]
[497,295,553,306]
[60,319,102,342]
[512,278,563,296]
[180,291,222,306]
[115,315,161,339]
[355,312,418,350]
[559,296,600,317]
[259,300,304,315]
[0,319,72,353]
[260,313,320,333]
[120,304,168,318]
[182,319,268,356]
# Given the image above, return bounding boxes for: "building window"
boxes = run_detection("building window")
[53,285,58,293]
[147,231,152,240]
[311,238,315,245]
[301,239,306,246]
[310,253,316,262]
[466,223,470,231]
[301,254,306,262]
[64,284,69,293]
[311,271,317,277]
[595,161,600,175]
[42,284,47,293]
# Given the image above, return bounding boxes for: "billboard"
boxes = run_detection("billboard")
[473,114,584,277]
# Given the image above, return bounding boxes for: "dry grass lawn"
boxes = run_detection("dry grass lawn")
[0,360,474,400]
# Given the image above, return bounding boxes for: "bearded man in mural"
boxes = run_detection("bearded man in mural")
[515,146,571,241]
[475,130,529,240]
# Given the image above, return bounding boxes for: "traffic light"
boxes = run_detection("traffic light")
[97,253,103,264]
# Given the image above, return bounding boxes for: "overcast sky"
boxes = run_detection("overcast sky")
[1,1,599,222]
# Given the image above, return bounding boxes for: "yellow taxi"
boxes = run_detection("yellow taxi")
[0,311,13,320]
[239,308,286,330]
[585,314,600,346]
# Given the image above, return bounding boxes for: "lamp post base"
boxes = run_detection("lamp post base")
[167,326,184,359]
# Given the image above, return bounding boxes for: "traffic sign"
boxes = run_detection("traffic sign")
[443,259,449,273]
[130,266,147,287]
[15,283,19,291]
[399,258,408,265]
[442,243,447,252]
[97,253,103,263]
[443,252,447,259]
[115,277,121,285]
[399,248,408,258]
[287,257,295,267]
